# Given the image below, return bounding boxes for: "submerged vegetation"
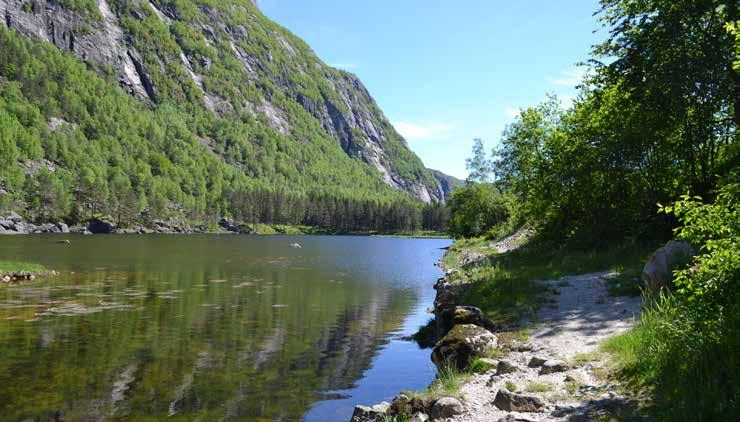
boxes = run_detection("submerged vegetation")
[0,261,47,274]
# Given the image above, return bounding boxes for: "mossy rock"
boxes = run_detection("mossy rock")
[431,324,498,370]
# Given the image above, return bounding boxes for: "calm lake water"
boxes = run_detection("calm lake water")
[0,234,450,421]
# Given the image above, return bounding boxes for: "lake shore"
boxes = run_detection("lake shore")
[351,234,649,421]
[0,212,447,238]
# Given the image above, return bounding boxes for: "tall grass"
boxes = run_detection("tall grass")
[603,293,739,420]
[406,363,470,402]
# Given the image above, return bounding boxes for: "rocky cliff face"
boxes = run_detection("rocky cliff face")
[1,0,452,202]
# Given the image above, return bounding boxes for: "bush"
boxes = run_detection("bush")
[604,183,739,420]
[447,183,519,238]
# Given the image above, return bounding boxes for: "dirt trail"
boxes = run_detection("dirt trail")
[449,271,642,421]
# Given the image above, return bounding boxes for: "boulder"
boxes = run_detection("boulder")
[218,217,239,232]
[430,397,464,420]
[410,413,430,422]
[431,324,498,370]
[551,404,577,417]
[497,360,519,374]
[539,360,568,375]
[350,402,390,422]
[57,222,70,233]
[409,396,435,415]
[389,393,413,416]
[497,415,536,422]
[528,356,547,367]
[87,218,116,234]
[642,240,696,291]
[437,305,497,335]
[493,389,545,412]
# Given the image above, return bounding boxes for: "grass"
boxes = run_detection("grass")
[604,268,644,297]
[450,241,654,326]
[525,381,554,393]
[469,358,497,374]
[505,381,517,392]
[602,294,738,420]
[571,351,602,367]
[564,380,581,394]
[406,364,471,402]
[0,261,47,273]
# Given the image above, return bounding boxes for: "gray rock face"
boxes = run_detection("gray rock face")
[350,402,389,422]
[642,240,696,291]
[493,389,545,412]
[1,0,152,99]
[539,360,568,375]
[430,397,464,420]
[431,324,498,370]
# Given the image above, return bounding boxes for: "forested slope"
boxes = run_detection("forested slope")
[0,0,454,231]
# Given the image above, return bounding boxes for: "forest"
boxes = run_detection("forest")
[0,21,448,233]
[446,0,737,419]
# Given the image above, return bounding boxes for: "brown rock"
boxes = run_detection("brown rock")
[493,389,545,412]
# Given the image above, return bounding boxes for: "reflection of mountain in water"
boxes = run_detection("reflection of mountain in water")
[0,235,447,422]
[0,272,414,421]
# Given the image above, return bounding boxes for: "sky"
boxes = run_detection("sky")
[259,0,604,179]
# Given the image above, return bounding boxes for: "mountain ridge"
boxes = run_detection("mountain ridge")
[1,0,455,203]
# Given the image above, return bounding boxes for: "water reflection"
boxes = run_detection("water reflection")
[0,235,449,421]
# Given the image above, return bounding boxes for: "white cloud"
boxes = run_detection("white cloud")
[329,62,360,70]
[393,121,452,141]
[549,67,587,87]
[504,106,520,119]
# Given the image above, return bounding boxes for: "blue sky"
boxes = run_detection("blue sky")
[260,0,603,179]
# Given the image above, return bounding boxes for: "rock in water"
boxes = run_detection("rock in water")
[350,402,390,422]
[493,389,545,412]
[437,305,497,335]
[431,324,498,370]
[430,397,464,419]
[539,360,568,375]
[642,240,695,291]
[289,243,303,248]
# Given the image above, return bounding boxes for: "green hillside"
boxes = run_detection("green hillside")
[0,0,453,232]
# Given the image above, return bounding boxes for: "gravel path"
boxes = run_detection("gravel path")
[448,272,643,421]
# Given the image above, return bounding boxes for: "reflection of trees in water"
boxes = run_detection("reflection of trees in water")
[0,272,415,421]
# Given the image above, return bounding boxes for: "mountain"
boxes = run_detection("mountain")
[429,169,464,194]
[0,0,454,231]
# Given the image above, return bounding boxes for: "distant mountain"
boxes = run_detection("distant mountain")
[0,0,456,230]
[429,169,464,194]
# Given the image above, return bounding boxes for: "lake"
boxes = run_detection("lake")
[0,234,450,421]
